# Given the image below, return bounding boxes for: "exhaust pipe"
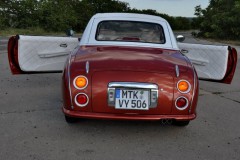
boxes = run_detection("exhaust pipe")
[161,119,173,125]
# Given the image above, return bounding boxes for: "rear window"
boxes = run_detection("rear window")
[96,21,165,44]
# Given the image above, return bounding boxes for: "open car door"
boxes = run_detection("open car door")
[8,35,79,74]
[178,43,238,84]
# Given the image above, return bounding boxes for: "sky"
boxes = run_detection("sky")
[120,0,209,17]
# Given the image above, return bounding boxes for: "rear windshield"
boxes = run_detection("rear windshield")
[96,21,165,44]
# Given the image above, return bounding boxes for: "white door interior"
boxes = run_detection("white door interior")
[17,35,79,72]
[178,43,230,81]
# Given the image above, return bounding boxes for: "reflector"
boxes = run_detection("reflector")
[176,98,187,108]
[77,94,87,104]
[175,97,188,110]
[75,93,89,107]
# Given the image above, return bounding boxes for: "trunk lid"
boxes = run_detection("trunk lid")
[74,46,189,74]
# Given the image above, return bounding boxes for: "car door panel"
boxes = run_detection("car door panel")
[178,43,237,84]
[8,35,79,74]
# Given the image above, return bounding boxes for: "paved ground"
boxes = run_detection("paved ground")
[0,34,240,160]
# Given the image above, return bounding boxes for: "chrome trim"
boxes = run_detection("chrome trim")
[67,55,74,109]
[107,88,116,106]
[74,93,89,107]
[175,96,189,111]
[177,80,191,94]
[108,82,158,108]
[86,61,89,74]
[68,47,79,109]
[73,75,88,90]
[108,82,158,89]
[189,67,197,113]
[175,65,179,77]
[150,90,158,108]
[176,35,185,42]
[182,56,196,113]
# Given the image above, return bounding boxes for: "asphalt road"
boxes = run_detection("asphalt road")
[0,34,240,160]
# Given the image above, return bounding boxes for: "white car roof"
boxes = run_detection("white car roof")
[92,13,168,23]
[80,13,179,50]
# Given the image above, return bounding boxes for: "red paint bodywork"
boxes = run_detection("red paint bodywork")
[7,36,237,122]
[8,36,23,74]
[62,46,199,121]
[221,47,238,84]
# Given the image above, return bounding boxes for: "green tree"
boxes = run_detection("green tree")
[74,0,130,31]
[191,5,203,29]
[0,0,41,29]
[0,0,193,32]
[129,8,191,30]
[195,0,240,39]
[38,0,78,31]
[174,17,191,30]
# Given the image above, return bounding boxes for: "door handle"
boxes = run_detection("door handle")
[181,49,188,54]
[60,43,68,48]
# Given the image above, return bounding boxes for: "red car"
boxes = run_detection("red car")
[7,13,237,126]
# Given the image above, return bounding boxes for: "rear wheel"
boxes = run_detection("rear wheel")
[65,115,78,123]
[173,120,190,126]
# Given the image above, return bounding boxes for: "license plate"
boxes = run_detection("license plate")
[115,89,149,110]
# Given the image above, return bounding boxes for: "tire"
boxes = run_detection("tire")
[65,115,78,123]
[173,120,190,127]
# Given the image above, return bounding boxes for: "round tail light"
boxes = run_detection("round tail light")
[75,93,89,107]
[177,80,191,93]
[175,97,188,110]
[74,76,88,89]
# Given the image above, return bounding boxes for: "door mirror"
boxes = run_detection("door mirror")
[176,35,185,42]
[66,29,74,37]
